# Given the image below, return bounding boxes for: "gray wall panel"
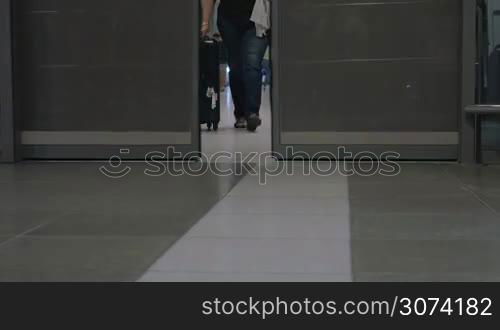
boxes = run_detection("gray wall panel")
[280,60,459,132]
[14,0,195,133]
[280,0,460,62]
[277,0,462,145]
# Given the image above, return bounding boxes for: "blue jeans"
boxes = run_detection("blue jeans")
[262,59,272,87]
[217,15,269,119]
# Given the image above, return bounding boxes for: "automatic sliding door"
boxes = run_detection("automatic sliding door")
[14,0,199,159]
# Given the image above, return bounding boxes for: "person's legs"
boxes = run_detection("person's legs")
[217,16,246,121]
[241,24,269,131]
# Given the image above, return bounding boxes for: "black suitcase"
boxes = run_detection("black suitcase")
[199,38,221,131]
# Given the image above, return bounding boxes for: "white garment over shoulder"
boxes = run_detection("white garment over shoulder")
[250,0,271,37]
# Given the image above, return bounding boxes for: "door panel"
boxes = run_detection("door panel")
[13,0,199,159]
[273,0,462,159]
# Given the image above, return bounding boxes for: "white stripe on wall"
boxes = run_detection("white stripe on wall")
[281,132,459,145]
[21,131,192,145]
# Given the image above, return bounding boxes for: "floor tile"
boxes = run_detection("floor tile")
[348,163,453,184]
[187,214,351,240]
[29,174,241,236]
[0,168,241,215]
[228,177,349,198]
[208,196,350,217]
[140,271,351,282]
[0,210,58,237]
[250,167,348,184]
[443,164,500,191]
[350,195,490,216]
[0,236,178,282]
[351,214,500,240]
[31,213,205,237]
[148,237,352,274]
[0,162,104,184]
[351,239,500,275]
[0,236,13,245]
[348,181,469,200]
[354,272,500,282]
[473,192,500,214]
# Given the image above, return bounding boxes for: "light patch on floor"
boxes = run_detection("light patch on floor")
[140,165,352,282]
[201,89,272,160]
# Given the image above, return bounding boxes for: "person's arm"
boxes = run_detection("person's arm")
[200,0,215,37]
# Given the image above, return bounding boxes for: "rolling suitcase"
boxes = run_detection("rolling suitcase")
[199,38,221,131]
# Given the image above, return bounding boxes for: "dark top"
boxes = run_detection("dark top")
[218,0,256,22]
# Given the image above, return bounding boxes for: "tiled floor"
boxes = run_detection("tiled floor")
[0,162,242,281]
[1,161,500,282]
[349,164,500,282]
[139,163,500,282]
[2,91,500,282]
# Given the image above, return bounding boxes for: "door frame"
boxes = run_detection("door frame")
[461,0,486,163]
[0,0,17,163]
[272,0,476,161]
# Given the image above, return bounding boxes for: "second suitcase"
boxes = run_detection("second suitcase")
[199,38,221,131]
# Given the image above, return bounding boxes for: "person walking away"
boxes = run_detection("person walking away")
[201,0,269,132]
